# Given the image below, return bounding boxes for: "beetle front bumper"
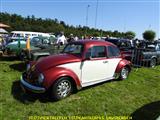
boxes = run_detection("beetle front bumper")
[20,76,46,93]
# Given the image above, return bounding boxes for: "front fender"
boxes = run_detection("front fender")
[115,59,131,73]
[43,67,81,89]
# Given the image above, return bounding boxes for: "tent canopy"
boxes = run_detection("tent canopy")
[0,23,10,28]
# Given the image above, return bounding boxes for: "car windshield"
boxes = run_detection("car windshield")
[62,43,83,57]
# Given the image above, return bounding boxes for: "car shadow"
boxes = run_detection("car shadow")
[11,79,117,104]
[9,62,26,72]
[0,55,19,61]
[11,80,54,104]
[130,101,160,120]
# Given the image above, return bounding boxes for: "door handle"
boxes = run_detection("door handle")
[103,61,108,63]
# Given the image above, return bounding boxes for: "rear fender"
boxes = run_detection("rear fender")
[115,59,131,73]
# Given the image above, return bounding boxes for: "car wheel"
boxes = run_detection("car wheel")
[119,67,129,80]
[150,58,156,68]
[51,77,72,100]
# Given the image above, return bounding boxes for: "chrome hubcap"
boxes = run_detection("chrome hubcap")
[57,80,71,98]
[121,68,128,79]
[151,59,156,67]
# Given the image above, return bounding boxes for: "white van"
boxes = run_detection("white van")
[10,31,50,40]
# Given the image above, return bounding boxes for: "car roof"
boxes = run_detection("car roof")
[72,39,115,47]
[106,38,130,42]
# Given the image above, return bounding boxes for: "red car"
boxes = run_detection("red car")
[21,40,131,100]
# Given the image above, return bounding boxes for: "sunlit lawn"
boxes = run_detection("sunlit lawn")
[0,58,160,120]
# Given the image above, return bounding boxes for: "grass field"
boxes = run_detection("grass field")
[0,58,160,120]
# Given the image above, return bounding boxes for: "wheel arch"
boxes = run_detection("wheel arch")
[53,76,78,92]
[151,56,157,62]
[115,59,131,73]
[43,67,82,91]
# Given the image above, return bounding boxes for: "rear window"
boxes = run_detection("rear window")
[86,46,106,58]
[107,46,120,58]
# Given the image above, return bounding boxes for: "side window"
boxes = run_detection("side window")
[156,44,160,51]
[107,46,120,58]
[86,46,106,58]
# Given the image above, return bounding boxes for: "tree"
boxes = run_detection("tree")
[143,30,156,41]
[0,12,134,38]
[125,31,136,39]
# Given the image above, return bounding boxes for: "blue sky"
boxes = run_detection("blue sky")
[1,0,160,39]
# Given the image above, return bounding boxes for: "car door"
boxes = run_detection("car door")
[81,46,113,87]
[106,46,122,77]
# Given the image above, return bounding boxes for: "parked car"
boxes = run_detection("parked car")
[0,36,3,55]
[105,38,133,61]
[132,41,160,67]
[5,36,51,58]
[5,39,39,56]
[20,36,64,61]
[20,40,131,100]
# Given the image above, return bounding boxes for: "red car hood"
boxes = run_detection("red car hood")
[35,54,81,72]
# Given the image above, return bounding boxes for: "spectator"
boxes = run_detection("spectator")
[130,39,134,48]
[67,34,75,43]
[74,36,79,41]
[56,31,66,49]
[81,36,84,40]
[105,35,110,41]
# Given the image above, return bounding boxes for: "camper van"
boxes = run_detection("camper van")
[10,31,50,40]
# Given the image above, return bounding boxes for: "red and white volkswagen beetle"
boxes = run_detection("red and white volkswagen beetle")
[21,40,131,100]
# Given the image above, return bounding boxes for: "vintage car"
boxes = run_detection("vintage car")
[5,36,52,58]
[132,41,160,67]
[20,40,131,100]
[105,38,133,61]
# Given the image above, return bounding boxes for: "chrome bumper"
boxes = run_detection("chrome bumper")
[20,76,46,93]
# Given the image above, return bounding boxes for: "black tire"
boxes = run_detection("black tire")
[119,67,129,80]
[0,51,3,56]
[150,58,156,68]
[51,77,72,101]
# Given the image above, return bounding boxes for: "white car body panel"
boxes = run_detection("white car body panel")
[58,58,121,87]
[58,62,82,80]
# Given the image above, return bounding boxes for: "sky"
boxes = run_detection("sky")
[0,0,160,39]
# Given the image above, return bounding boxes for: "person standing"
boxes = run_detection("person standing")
[74,36,78,41]
[67,33,75,43]
[56,31,66,49]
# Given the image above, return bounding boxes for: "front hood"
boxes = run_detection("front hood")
[35,54,81,72]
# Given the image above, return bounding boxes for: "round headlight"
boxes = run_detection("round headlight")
[26,64,31,71]
[38,73,44,84]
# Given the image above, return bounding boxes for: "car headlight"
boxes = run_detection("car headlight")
[26,64,31,71]
[38,73,44,84]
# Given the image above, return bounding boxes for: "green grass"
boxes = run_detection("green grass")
[0,58,160,120]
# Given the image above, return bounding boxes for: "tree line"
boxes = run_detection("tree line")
[0,12,133,38]
[0,12,156,41]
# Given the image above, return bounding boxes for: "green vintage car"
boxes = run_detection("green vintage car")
[5,39,39,56]
[5,36,63,60]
